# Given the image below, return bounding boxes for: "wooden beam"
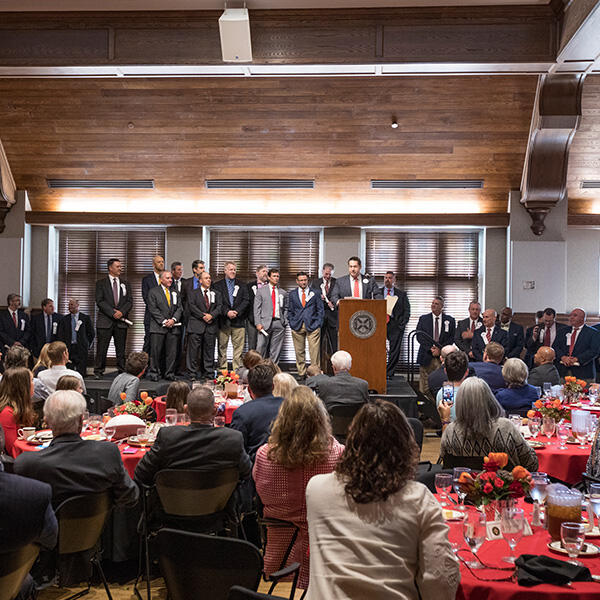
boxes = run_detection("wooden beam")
[0,138,17,233]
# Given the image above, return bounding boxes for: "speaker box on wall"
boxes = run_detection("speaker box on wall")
[219,8,252,63]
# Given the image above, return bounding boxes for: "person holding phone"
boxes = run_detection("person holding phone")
[435,351,469,425]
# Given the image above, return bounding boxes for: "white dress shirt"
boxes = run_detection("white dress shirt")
[270,284,281,318]
[38,365,86,394]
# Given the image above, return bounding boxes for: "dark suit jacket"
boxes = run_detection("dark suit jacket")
[288,287,324,333]
[246,281,261,327]
[525,322,570,357]
[95,277,133,329]
[555,324,600,380]
[427,366,447,400]
[181,276,201,311]
[213,277,250,328]
[0,308,31,348]
[528,362,561,387]
[381,287,411,330]
[454,317,483,353]
[147,285,183,335]
[134,423,251,486]
[57,312,94,355]
[230,394,283,461]
[502,322,525,359]
[330,274,383,305]
[30,312,62,357]
[316,371,370,412]
[142,272,161,325]
[0,471,58,552]
[14,433,139,508]
[471,325,508,362]
[470,361,506,392]
[187,288,223,334]
[416,313,456,367]
[312,277,337,328]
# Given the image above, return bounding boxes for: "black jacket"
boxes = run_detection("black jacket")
[213,277,250,328]
[30,312,62,357]
[0,308,31,348]
[57,312,94,354]
[95,277,133,330]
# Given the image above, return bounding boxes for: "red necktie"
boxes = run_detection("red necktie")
[386,288,391,297]
[434,317,439,342]
[470,320,475,333]
[12,311,17,327]
[271,286,277,317]
[353,278,359,298]
[204,290,210,311]
[301,290,306,308]
[569,328,578,356]
[486,328,492,342]
[543,327,551,347]
[325,280,329,295]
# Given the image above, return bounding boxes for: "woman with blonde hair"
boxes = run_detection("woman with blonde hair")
[272,372,298,401]
[0,367,36,457]
[56,374,84,393]
[253,386,343,590]
[33,343,51,377]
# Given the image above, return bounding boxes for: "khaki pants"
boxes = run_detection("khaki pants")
[419,358,441,399]
[291,325,321,378]
[218,324,246,371]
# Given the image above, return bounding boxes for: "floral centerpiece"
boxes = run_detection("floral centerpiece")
[527,397,570,422]
[215,369,240,399]
[114,391,154,419]
[563,376,587,403]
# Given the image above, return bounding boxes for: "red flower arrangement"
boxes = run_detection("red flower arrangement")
[527,397,570,422]
[215,369,240,385]
[113,391,154,419]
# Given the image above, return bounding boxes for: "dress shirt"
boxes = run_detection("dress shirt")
[154,272,161,285]
[297,287,308,304]
[384,286,395,297]
[351,276,363,298]
[470,319,480,332]
[173,278,182,293]
[110,276,121,303]
[481,325,496,344]
[38,365,86,394]
[270,284,281,318]
[500,321,510,332]
[193,276,200,290]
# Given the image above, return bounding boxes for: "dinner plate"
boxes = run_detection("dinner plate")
[85,433,106,441]
[528,440,545,449]
[26,431,53,444]
[566,439,582,445]
[585,527,600,538]
[443,510,464,521]
[548,541,599,556]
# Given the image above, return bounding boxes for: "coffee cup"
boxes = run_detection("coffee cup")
[17,427,36,440]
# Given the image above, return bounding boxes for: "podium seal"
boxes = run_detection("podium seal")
[349,310,377,339]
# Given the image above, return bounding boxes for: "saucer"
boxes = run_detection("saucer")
[548,541,599,556]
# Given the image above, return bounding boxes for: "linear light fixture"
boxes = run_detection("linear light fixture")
[206,179,315,189]
[371,179,484,189]
[47,179,155,189]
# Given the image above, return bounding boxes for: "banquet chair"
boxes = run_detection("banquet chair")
[442,455,484,470]
[407,417,424,450]
[157,528,300,600]
[328,403,363,444]
[54,491,113,600]
[0,543,40,600]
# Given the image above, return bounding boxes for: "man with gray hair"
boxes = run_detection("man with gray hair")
[15,390,138,507]
[313,350,369,412]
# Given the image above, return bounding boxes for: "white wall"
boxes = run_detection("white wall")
[322,227,361,274]
[166,226,203,278]
[484,227,507,311]
[566,227,600,314]
[0,191,26,305]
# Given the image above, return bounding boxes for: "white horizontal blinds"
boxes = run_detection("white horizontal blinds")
[58,228,166,361]
[209,229,320,363]
[365,231,480,368]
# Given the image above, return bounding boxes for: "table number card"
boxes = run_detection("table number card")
[486,519,533,541]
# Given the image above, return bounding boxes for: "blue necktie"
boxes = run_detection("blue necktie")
[71,315,77,344]
[46,315,51,342]
[227,280,234,306]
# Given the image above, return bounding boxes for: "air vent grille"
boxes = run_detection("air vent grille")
[581,181,600,189]
[47,179,155,189]
[371,179,484,189]
[206,179,314,189]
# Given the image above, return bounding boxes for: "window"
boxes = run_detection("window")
[209,228,321,363]
[58,228,166,361]
[365,230,481,367]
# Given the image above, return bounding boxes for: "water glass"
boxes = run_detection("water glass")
[500,507,525,563]
[463,509,486,568]
[561,522,586,566]
[136,426,150,448]
[509,414,522,430]
[82,410,90,431]
[103,425,116,442]
[542,417,556,441]
[557,422,570,450]
[88,415,102,434]
[543,382,553,397]
[589,386,599,405]
[165,408,178,426]
[528,416,541,439]
[453,467,471,509]
[435,473,453,507]
[530,472,549,504]
[533,386,542,399]
[589,483,600,529]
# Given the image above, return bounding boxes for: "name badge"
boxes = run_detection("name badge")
[209,291,215,303]
[233,285,239,298]
[279,295,284,307]
[252,285,257,294]
[172,291,177,305]
[362,278,369,284]
[475,321,482,329]
[120,283,127,295]
[75,319,82,332]
[306,291,314,302]
[20,318,26,331]
[444,320,449,333]
[52,322,58,335]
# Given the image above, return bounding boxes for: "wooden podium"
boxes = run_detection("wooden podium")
[338,299,387,394]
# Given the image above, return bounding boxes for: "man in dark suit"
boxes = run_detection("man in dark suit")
[0,293,31,350]
[381,271,411,380]
[330,256,383,305]
[314,350,369,412]
[181,259,205,314]
[529,346,561,387]
[470,341,506,392]
[170,261,186,374]
[94,258,133,378]
[134,386,251,486]
[246,264,269,352]
[30,298,61,358]
[454,301,483,356]
[499,306,525,359]
[141,255,164,355]
[556,307,600,382]
[147,271,183,382]
[15,390,139,508]
[523,310,545,368]
[471,308,508,362]
[231,363,284,461]
[525,307,569,366]
[289,271,324,379]
[312,262,337,369]
[214,261,249,372]
[57,297,94,378]
[416,296,456,398]
[187,271,222,380]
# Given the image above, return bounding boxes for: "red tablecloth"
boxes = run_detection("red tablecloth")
[153,396,243,424]
[534,439,589,485]
[446,498,600,600]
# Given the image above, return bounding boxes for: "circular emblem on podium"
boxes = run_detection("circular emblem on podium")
[349,310,377,339]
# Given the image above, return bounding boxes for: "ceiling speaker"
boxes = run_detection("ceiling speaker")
[219,8,252,63]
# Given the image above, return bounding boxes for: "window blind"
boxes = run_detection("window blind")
[58,228,166,363]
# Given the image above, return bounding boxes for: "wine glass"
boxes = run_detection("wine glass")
[82,410,90,432]
[88,415,102,435]
[588,483,600,532]
[103,425,116,442]
[435,473,453,507]
[509,414,522,431]
[557,422,570,450]
[543,382,552,397]
[560,522,586,566]
[463,509,486,568]
[165,408,178,426]
[453,467,471,510]
[542,417,555,442]
[528,416,541,439]
[136,426,150,448]
[500,507,525,563]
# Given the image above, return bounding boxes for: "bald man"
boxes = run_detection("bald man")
[470,308,508,362]
[142,255,165,355]
[556,308,600,382]
[528,346,560,387]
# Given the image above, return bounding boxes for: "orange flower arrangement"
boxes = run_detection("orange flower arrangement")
[563,376,587,400]
[113,390,154,419]
[527,396,570,422]
[215,369,240,386]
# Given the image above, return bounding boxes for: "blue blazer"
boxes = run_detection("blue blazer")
[555,324,600,380]
[470,361,506,392]
[471,326,508,362]
[288,288,324,333]
[416,312,456,367]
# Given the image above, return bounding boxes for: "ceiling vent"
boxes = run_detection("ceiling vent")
[581,181,600,189]
[47,179,155,189]
[371,179,484,189]
[206,179,315,189]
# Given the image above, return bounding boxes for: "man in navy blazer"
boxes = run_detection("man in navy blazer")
[30,298,61,358]
[556,308,600,381]
[0,293,31,350]
[471,308,508,362]
[330,256,383,305]
[499,307,525,359]
[141,255,164,354]
[289,271,324,379]
[469,341,507,392]
[381,271,411,379]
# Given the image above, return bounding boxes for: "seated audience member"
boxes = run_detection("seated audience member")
[470,342,506,392]
[32,343,51,377]
[165,380,191,414]
[528,346,560,387]
[315,350,369,412]
[260,358,282,375]
[107,351,148,405]
[494,358,539,412]
[230,363,284,461]
[237,349,262,384]
[440,377,538,471]
[55,374,84,393]
[0,367,36,457]
[3,344,50,403]
[0,467,58,600]
[135,386,251,486]
[37,341,86,394]
[272,372,298,402]
[305,364,329,393]
[428,344,459,400]
[305,400,459,600]
[15,390,138,507]
[435,350,469,423]
[254,386,344,590]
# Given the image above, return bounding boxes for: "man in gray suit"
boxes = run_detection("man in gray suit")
[330,256,383,305]
[254,268,288,364]
[454,301,483,356]
[314,350,369,412]
[147,271,183,381]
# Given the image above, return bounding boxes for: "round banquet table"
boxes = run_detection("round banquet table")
[533,438,590,485]
[445,498,600,600]
[153,396,243,425]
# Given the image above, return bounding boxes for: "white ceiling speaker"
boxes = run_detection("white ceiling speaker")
[219,8,252,63]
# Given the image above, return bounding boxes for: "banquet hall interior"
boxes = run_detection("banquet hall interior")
[1,0,600,598]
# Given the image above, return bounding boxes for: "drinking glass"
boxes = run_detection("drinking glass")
[557,422,570,450]
[136,426,150,448]
[543,382,553,397]
[165,408,178,426]
[463,509,486,568]
[88,415,102,434]
[509,414,522,430]
[500,507,525,563]
[561,522,586,566]
[528,416,541,439]
[542,417,556,441]
[453,467,471,509]
[435,473,453,507]
[103,425,116,442]
[589,386,599,405]
[177,413,187,425]
[82,410,90,431]
[102,412,111,425]
[530,472,549,504]
[588,483,600,531]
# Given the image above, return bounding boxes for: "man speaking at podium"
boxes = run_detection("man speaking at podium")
[331,256,383,305]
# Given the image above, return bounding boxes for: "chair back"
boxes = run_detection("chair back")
[442,454,484,470]
[0,544,40,600]
[328,403,363,443]
[157,529,262,600]
[407,417,423,450]
[55,492,112,555]
[228,586,277,600]
[155,467,239,517]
